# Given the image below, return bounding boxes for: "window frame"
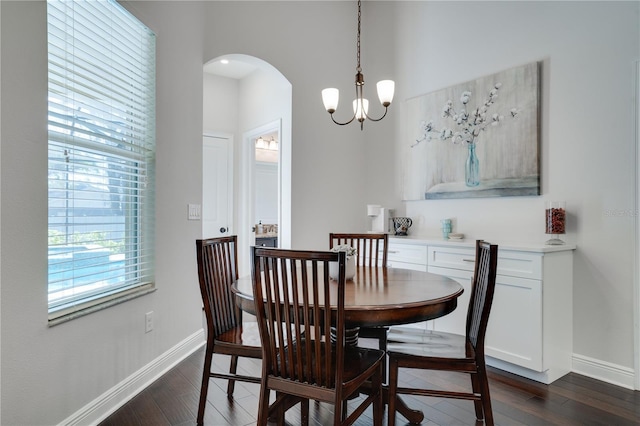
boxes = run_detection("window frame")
[46,0,156,323]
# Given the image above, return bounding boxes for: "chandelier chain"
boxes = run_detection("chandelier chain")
[356,0,361,73]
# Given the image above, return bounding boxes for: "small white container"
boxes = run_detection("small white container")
[329,256,356,281]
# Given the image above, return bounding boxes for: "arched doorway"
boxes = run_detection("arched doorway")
[203,54,292,276]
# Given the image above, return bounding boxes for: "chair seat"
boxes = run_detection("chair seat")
[387,326,475,360]
[276,341,385,384]
[214,322,262,358]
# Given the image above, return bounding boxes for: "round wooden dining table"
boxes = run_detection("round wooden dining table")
[233,265,463,329]
[232,265,463,424]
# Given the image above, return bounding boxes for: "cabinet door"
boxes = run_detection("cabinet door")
[485,275,543,371]
[428,265,472,334]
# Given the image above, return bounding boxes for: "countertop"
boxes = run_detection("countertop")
[388,235,576,253]
[255,232,278,238]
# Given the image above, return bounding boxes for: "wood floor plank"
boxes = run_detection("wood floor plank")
[100,401,143,426]
[128,391,172,426]
[549,373,640,418]
[99,344,640,425]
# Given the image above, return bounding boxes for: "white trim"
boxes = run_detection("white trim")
[58,330,205,426]
[572,353,635,390]
[635,60,640,391]
[486,356,565,385]
[240,119,282,277]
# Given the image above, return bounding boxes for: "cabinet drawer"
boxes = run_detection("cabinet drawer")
[387,243,427,266]
[428,246,476,271]
[497,250,542,280]
[428,245,542,280]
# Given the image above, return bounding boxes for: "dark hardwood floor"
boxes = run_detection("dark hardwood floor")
[100,341,640,425]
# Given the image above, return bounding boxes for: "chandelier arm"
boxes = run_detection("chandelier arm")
[329,112,357,126]
[363,107,389,122]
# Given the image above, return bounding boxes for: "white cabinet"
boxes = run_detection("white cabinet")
[386,241,428,329]
[390,237,574,384]
[387,241,427,272]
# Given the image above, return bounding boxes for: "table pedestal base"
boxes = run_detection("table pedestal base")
[330,326,425,424]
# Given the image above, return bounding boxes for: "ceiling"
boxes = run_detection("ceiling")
[203,57,258,80]
[203,55,279,146]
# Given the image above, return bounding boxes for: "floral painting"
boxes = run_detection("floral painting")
[401,61,540,200]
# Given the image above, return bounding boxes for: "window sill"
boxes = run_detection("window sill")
[48,283,156,327]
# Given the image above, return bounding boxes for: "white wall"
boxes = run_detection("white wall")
[389,1,639,373]
[1,1,638,424]
[203,72,238,136]
[1,1,208,424]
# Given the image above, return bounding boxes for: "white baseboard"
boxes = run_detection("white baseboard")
[59,329,206,426]
[572,353,635,390]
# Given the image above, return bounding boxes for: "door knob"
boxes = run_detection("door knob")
[219,227,227,233]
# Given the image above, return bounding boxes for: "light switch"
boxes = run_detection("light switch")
[188,204,201,220]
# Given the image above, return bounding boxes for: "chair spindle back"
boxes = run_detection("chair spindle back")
[251,247,346,389]
[196,236,240,338]
[466,240,498,351]
[329,233,388,268]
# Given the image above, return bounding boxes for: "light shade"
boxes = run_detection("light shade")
[377,80,395,106]
[353,98,369,121]
[322,88,339,113]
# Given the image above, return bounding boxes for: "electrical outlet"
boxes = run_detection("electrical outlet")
[145,311,154,333]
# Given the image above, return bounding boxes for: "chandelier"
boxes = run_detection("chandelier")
[321,0,395,130]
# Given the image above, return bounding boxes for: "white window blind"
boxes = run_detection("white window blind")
[47,0,156,320]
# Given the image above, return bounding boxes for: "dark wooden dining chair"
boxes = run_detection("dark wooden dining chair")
[386,240,498,426]
[329,232,388,268]
[330,232,389,353]
[195,236,262,426]
[251,246,385,426]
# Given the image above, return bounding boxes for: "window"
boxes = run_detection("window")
[47,0,156,322]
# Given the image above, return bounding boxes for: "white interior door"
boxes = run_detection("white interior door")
[202,134,233,237]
